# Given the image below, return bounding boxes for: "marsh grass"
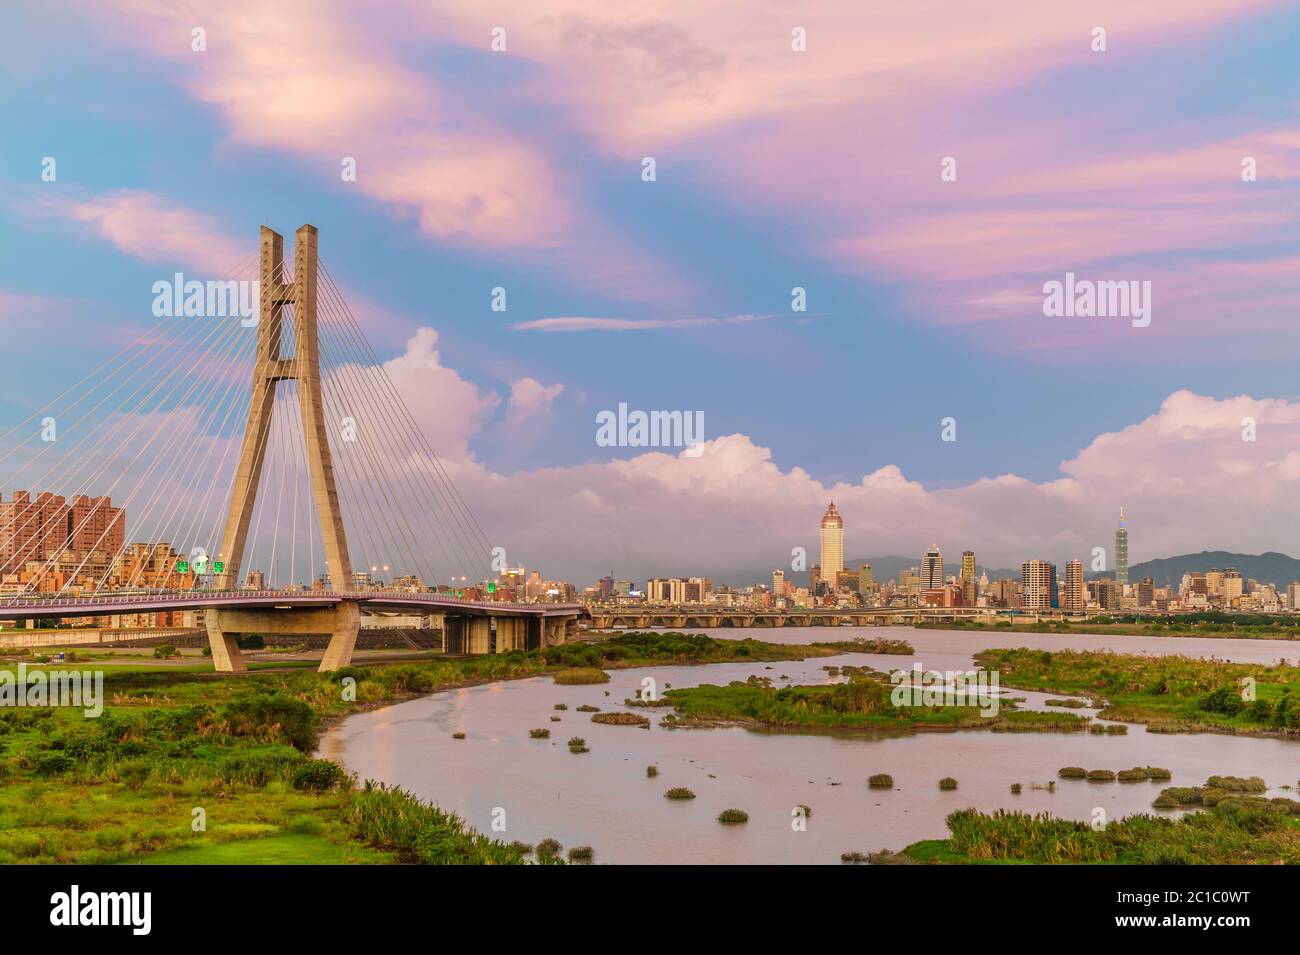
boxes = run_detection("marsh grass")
[590,712,649,727]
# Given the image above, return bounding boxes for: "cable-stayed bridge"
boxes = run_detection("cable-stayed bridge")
[0,225,583,670]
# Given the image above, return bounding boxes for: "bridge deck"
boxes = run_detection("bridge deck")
[0,591,586,621]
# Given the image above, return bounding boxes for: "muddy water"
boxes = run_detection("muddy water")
[318,628,1300,864]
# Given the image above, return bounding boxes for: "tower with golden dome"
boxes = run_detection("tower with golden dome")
[819,502,844,587]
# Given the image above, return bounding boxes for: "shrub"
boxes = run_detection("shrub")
[34,751,73,777]
[1058,766,1086,778]
[665,787,695,800]
[219,693,319,750]
[868,774,893,789]
[553,704,567,711]
[567,737,589,753]
[576,704,600,712]
[1086,769,1116,782]
[152,644,178,659]
[718,809,749,824]
[452,732,466,740]
[646,765,658,777]
[536,838,562,859]
[567,845,594,862]
[292,758,345,792]
[529,728,550,739]
[1010,783,1022,795]
[841,851,869,864]
[939,777,958,791]
[235,634,265,650]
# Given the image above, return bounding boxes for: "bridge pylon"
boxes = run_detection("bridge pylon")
[207,225,358,672]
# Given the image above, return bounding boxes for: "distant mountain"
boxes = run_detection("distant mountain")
[1125,551,1300,588]
[715,551,1300,590]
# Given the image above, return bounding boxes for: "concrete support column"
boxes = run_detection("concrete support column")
[205,610,247,673]
[495,617,524,652]
[319,601,361,673]
[466,617,491,654]
[444,616,467,654]
[525,616,543,651]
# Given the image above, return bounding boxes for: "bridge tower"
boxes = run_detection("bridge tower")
[206,225,359,673]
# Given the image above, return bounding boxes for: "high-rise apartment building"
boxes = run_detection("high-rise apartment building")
[819,503,844,585]
[1021,560,1059,610]
[1115,506,1129,586]
[1138,577,1155,608]
[922,545,943,590]
[0,488,124,579]
[772,569,785,595]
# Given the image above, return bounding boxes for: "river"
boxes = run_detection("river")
[317,626,1300,864]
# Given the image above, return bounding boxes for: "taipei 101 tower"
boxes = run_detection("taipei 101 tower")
[1115,507,1129,586]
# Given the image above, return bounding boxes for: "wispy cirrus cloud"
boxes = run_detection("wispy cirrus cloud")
[513,314,768,332]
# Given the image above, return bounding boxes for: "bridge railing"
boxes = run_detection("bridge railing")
[0,589,583,613]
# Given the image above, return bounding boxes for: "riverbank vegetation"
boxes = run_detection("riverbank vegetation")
[0,630,819,864]
[976,648,1300,737]
[900,784,1300,864]
[920,611,1300,641]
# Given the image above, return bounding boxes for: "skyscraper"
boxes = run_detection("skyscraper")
[922,545,943,590]
[960,550,976,606]
[1115,506,1129,586]
[820,502,844,585]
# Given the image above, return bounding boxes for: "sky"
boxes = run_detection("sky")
[2,1,1300,585]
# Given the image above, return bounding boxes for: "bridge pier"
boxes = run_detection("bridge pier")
[495,617,525,652]
[204,601,361,673]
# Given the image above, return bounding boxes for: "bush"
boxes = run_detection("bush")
[665,787,696,800]
[1010,783,1022,795]
[646,765,658,777]
[34,751,73,777]
[939,777,958,791]
[567,736,588,753]
[235,634,265,650]
[1058,766,1087,778]
[868,774,894,789]
[529,727,550,739]
[536,838,562,859]
[718,809,749,824]
[152,644,178,659]
[292,758,346,792]
[452,732,466,740]
[1086,769,1117,782]
[219,693,319,750]
[567,845,594,862]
